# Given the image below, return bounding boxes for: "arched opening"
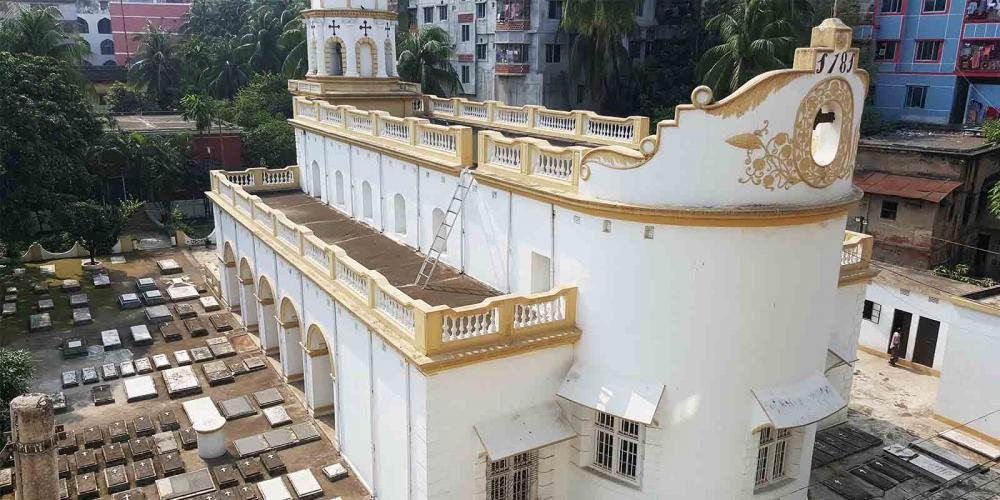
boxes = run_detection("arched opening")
[97,18,111,34]
[311,160,322,200]
[76,18,88,34]
[302,325,335,417]
[326,38,345,76]
[100,39,114,55]
[221,242,240,311]
[335,170,345,205]
[356,39,376,77]
[103,59,117,66]
[239,259,259,333]
[384,38,394,76]
[257,276,279,356]
[393,193,406,235]
[278,298,304,382]
[431,208,447,253]
[362,181,373,219]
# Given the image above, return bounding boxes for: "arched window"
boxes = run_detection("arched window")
[335,171,345,205]
[357,39,375,77]
[326,39,344,76]
[100,39,114,55]
[393,194,406,234]
[81,39,91,51]
[97,18,111,34]
[431,208,446,252]
[76,18,89,34]
[362,181,373,219]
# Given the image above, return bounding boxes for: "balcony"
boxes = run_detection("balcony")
[286,79,422,97]
[840,231,875,284]
[495,43,530,75]
[210,167,580,362]
[959,40,1000,74]
[495,63,531,75]
[496,0,529,30]
[966,6,1000,22]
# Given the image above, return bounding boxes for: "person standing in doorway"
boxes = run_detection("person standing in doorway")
[889,329,902,366]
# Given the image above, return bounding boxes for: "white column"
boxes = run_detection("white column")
[376,32,388,78]
[280,324,304,380]
[306,20,317,75]
[241,283,258,330]
[305,353,334,416]
[316,23,329,76]
[344,32,358,77]
[223,265,241,311]
[259,302,279,354]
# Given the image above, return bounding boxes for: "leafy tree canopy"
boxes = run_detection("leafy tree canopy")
[397,27,462,97]
[0,348,34,433]
[65,199,142,264]
[105,82,160,113]
[0,6,88,64]
[242,119,295,168]
[224,73,292,129]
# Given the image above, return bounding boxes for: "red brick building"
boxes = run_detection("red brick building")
[108,1,190,66]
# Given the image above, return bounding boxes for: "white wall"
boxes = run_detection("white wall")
[936,305,1000,440]
[859,282,952,370]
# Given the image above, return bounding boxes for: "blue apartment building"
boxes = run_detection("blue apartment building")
[860,0,1000,125]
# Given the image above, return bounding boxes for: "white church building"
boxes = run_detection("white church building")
[209,9,877,499]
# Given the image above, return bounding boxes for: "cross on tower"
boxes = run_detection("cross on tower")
[385,22,392,35]
[359,20,373,37]
[327,20,340,35]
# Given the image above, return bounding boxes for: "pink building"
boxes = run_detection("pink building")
[108,1,190,65]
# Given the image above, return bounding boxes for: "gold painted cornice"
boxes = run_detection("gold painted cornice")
[303,8,397,20]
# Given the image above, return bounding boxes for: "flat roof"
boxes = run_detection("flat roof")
[110,114,241,135]
[859,128,997,155]
[853,171,962,203]
[871,261,1000,308]
[257,191,500,307]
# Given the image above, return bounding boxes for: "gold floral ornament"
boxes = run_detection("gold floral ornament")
[727,77,856,190]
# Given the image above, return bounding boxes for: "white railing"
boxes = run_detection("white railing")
[841,243,862,266]
[322,107,344,126]
[532,151,575,181]
[586,117,638,142]
[227,172,254,186]
[489,142,521,170]
[513,294,566,329]
[253,205,271,227]
[277,220,299,248]
[478,131,586,191]
[263,170,295,185]
[536,111,576,134]
[461,102,489,120]
[375,289,416,333]
[441,308,499,342]
[495,106,529,126]
[236,195,252,214]
[304,239,328,269]
[347,112,373,133]
[380,119,410,142]
[335,260,370,300]
[419,129,457,153]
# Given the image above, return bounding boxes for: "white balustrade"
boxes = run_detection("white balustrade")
[235,195,252,214]
[495,107,528,126]
[335,260,370,299]
[380,119,410,142]
[321,107,344,126]
[441,308,499,342]
[537,112,576,133]
[277,222,298,247]
[532,151,574,181]
[375,289,416,333]
[841,243,862,266]
[304,239,328,269]
[263,170,294,185]
[420,129,457,153]
[489,142,521,170]
[461,102,488,120]
[513,295,566,329]
[226,172,254,187]
[585,118,636,142]
[253,205,270,227]
[348,112,373,133]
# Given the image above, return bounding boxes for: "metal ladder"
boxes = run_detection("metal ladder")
[414,168,473,287]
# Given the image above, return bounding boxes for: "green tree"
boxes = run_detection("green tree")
[279,3,308,78]
[182,0,248,38]
[984,120,1000,219]
[237,5,288,74]
[0,52,101,256]
[180,93,217,133]
[0,348,34,433]
[242,119,295,167]
[105,82,159,113]
[0,6,88,64]
[200,36,249,99]
[97,132,187,207]
[225,73,292,128]
[697,0,798,99]
[396,27,462,96]
[560,0,639,111]
[65,199,142,264]
[129,22,181,106]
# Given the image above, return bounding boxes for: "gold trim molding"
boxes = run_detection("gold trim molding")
[303,9,398,20]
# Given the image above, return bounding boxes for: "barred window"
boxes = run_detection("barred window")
[591,411,644,485]
[754,426,792,490]
[487,451,537,500]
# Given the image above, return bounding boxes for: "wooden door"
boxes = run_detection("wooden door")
[889,309,912,356]
[912,317,941,367]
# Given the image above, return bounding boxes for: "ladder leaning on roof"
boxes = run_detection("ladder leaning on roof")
[414,168,474,288]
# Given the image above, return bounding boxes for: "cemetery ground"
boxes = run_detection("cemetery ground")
[0,249,370,499]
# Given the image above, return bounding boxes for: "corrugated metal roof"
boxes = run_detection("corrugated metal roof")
[854,172,962,203]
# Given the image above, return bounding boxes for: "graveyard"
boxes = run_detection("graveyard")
[0,250,370,499]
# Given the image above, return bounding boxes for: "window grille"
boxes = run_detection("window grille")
[591,411,644,485]
[754,426,792,489]
[487,451,538,500]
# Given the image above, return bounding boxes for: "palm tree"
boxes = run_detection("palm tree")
[129,22,181,106]
[697,0,797,99]
[0,6,88,64]
[560,0,639,110]
[279,9,307,78]
[396,27,461,96]
[201,37,248,99]
[238,6,286,74]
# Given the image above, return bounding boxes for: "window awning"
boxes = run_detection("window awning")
[752,373,846,429]
[474,402,576,460]
[556,360,665,425]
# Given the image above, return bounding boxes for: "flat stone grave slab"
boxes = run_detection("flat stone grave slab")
[134,357,153,374]
[133,457,157,485]
[867,457,913,482]
[33,283,48,293]
[3,294,15,303]
[252,388,284,408]
[179,427,198,449]
[262,406,291,428]
[160,322,184,342]
[72,307,93,325]
[119,293,142,309]
[38,298,54,311]
[133,415,155,437]
[185,317,210,336]
[130,436,154,459]
[191,346,215,362]
[29,312,51,331]
[262,429,296,450]
[175,303,198,318]
[228,359,249,376]
[152,353,172,370]
[155,468,215,500]
[62,279,80,292]
[849,464,898,491]
[92,384,114,405]
[157,259,182,274]
[75,471,98,498]
[236,457,264,481]
[157,409,180,431]
[322,463,349,482]
[102,329,122,350]
[63,337,87,357]
[173,350,192,366]
[289,422,320,444]
[1,303,14,317]
[256,477,291,500]
[119,360,136,377]
[111,255,127,264]
[76,448,100,471]
[51,391,67,413]
[159,451,185,477]
[58,456,70,478]
[207,337,236,358]
[261,452,287,476]
[62,370,79,388]
[143,289,166,305]
[108,421,129,442]
[214,464,241,488]
[288,469,323,499]
[234,435,270,458]
[154,431,179,454]
[81,366,99,384]
[58,478,68,499]
[200,295,221,311]
[69,293,89,308]
[93,274,111,288]
[209,313,234,331]
[102,363,119,380]
[821,474,873,500]
[124,376,158,402]
[0,469,11,494]
[4,286,14,293]
[942,429,1000,460]
[136,278,157,292]
[103,442,127,465]
[219,396,256,420]
[162,365,202,397]
[907,453,964,482]
[910,439,981,471]
[202,360,235,386]
[167,285,199,302]
[57,431,78,454]
[82,425,104,448]
[113,489,146,500]
[130,325,153,345]
[145,305,172,324]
